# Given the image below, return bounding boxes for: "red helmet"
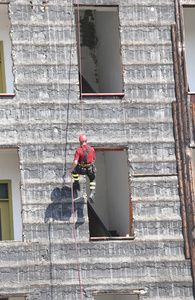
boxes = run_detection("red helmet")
[79,134,87,142]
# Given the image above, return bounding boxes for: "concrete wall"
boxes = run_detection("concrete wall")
[0,0,194,299]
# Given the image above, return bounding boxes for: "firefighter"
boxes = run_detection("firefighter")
[70,134,96,203]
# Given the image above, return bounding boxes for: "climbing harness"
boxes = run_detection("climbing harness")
[80,163,91,167]
[76,146,92,175]
[81,146,90,164]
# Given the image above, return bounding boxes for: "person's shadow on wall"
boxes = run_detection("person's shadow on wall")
[45,185,85,227]
[45,185,85,300]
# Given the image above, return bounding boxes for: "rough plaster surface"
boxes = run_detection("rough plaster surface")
[0,0,194,299]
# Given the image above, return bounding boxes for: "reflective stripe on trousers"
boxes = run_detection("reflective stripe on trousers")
[73,174,79,181]
[90,182,96,190]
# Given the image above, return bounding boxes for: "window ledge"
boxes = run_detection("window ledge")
[82,93,125,97]
[90,236,134,241]
[0,93,15,97]
[0,240,23,244]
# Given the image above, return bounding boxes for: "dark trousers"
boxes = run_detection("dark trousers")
[72,164,96,192]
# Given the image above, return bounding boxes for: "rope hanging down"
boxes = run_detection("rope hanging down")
[71,174,83,300]
[70,2,84,300]
[77,0,84,134]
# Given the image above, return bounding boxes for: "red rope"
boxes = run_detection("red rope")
[77,0,84,134]
[71,174,83,300]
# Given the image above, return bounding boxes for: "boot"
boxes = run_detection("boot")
[89,190,95,203]
[73,181,80,191]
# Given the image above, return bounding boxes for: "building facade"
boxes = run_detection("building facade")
[0,0,194,299]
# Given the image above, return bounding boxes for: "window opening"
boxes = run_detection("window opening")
[0,180,13,240]
[0,149,22,241]
[0,5,14,94]
[87,148,133,239]
[0,41,6,93]
[0,298,26,300]
[75,6,123,95]
[94,294,139,300]
[183,7,195,92]
[190,94,195,141]
[0,211,2,240]
[0,182,9,198]
[192,148,195,185]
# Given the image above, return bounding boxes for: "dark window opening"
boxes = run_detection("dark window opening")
[87,148,133,240]
[75,6,123,95]
[0,298,26,300]
[0,183,9,199]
